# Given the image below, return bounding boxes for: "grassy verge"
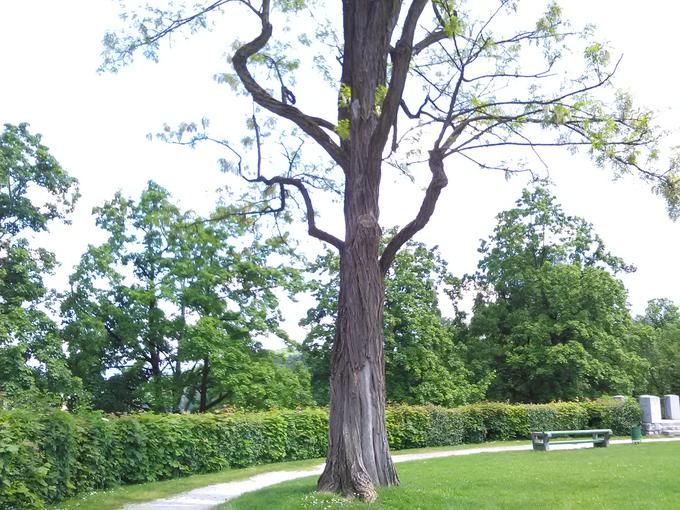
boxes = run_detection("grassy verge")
[221,441,680,510]
[391,439,528,455]
[51,457,325,510]
[51,438,637,509]
[51,440,527,509]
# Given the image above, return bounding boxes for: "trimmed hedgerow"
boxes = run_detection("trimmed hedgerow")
[425,406,465,446]
[0,398,641,508]
[525,402,589,433]
[386,404,430,450]
[280,408,328,460]
[582,398,643,435]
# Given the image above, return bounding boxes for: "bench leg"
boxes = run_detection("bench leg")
[531,432,548,451]
[531,432,542,451]
[593,434,609,447]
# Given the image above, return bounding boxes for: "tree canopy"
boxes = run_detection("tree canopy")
[302,240,488,407]
[62,182,311,412]
[464,185,648,402]
[0,123,83,408]
[631,298,680,395]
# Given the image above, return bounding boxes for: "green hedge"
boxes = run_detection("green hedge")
[383,399,641,450]
[0,398,641,509]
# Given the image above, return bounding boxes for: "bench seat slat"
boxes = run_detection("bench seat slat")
[544,439,606,445]
[543,429,611,437]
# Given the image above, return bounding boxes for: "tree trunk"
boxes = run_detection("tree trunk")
[148,295,162,379]
[147,285,165,411]
[317,241,399,500]
[173,301,186,409]
[230,0,407,495]
[317,161,399,499]
[199,357,210,413]
[316,0,404,498]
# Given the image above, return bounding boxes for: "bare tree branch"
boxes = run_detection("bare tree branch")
[458,151,539,179]
[243,115,344,251]
[413,29,448,56]
[232,0,347,167]
[167,124,344,250]
[372,0,428,154]
[101,0,236,70]
[379,150,448,273]
[249,173,345,251]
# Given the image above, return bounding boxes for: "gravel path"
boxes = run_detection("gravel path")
[124,437,680,510]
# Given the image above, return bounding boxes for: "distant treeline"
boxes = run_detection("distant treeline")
[2,123,679,415]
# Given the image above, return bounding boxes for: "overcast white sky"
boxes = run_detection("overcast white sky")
[1,1,679,343]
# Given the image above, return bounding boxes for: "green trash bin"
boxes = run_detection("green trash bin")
[631,425,642,444]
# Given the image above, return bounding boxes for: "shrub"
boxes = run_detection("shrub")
[0,412,51,510]
[0,398,641,507]
[583,398,643,435]
[72,412,119,491]
[475,402,530,441]
[425,406,464,446]
[281,408,328,460]
[385,405,430,449]
[455,405,487,443]
[525,402,589,434]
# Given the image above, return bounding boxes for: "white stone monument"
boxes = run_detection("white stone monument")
[639,395,662,424]
[663,394,680,420]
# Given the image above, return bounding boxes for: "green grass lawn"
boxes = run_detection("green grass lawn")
[50,440,527,510]
[221,442,680,510]
[51,458,326,510]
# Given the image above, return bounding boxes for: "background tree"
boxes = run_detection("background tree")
[631,298,680,395]
[63,182,185,410]
[62,182,309,412]
[464,185,648,402]
[384,245,489,406]
[302,241,488,406]
[103,0,679,499]
[0,123,84,408]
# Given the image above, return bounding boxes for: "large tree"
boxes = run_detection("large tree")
[632,298,680,395]
[0,123,83,407]
[464,185,648,402]
[62,182,308,412]
[102,0,678,499]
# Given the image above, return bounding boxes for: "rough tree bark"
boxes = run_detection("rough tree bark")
[317,230,397,500]
[199,357,210,412]
[317,172,398,499]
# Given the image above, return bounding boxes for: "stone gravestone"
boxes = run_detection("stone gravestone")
[639,395,662,424]
[663,394,680,420]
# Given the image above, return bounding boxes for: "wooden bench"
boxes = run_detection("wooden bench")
[531,429,612,451]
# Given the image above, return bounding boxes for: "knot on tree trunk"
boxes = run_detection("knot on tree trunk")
[358,213,379,230]
[351,469,378,502]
